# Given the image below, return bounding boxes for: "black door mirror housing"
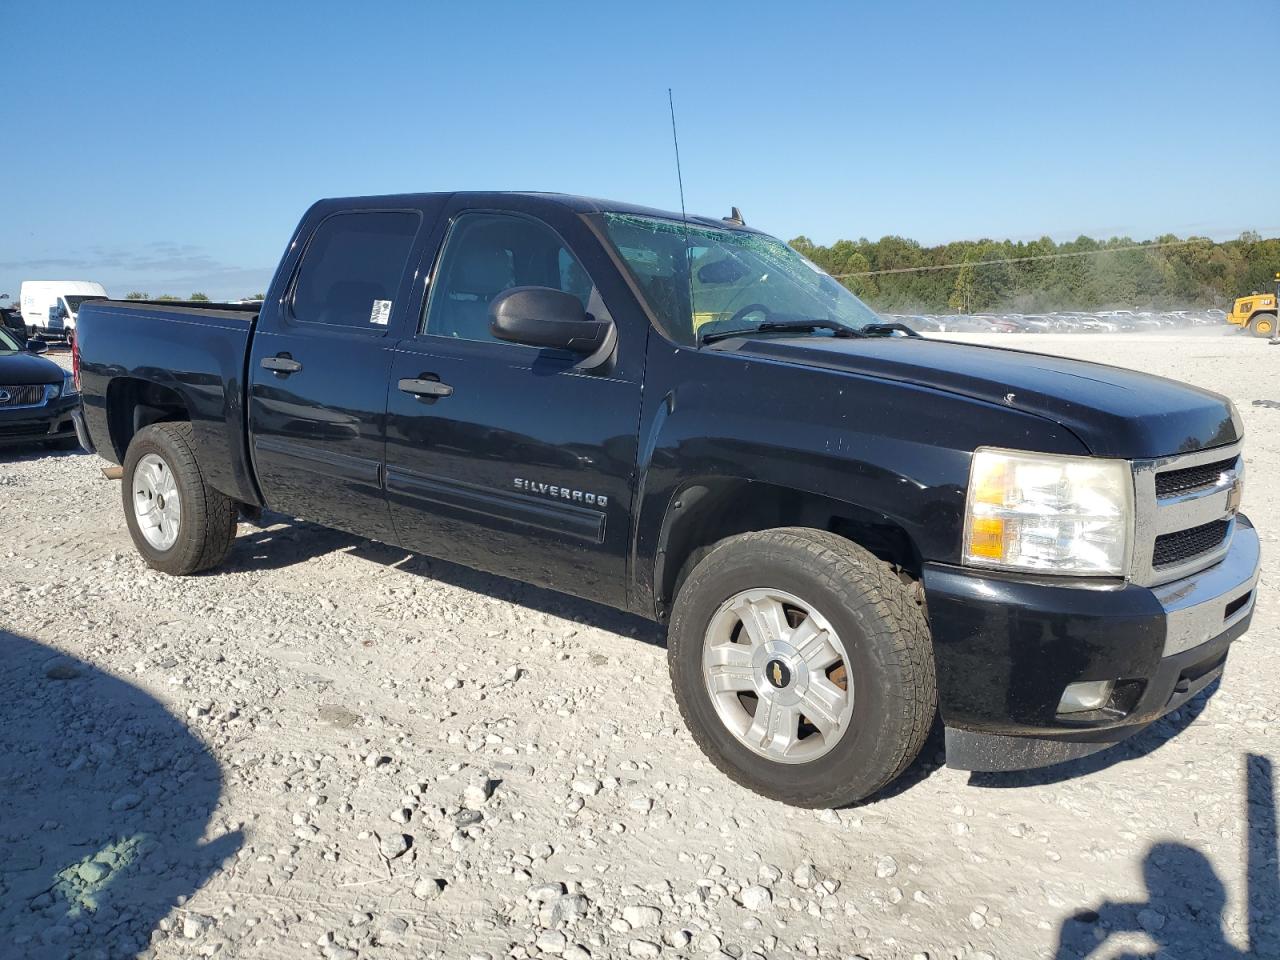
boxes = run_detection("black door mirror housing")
[489,287,613,356]
[27,339,48,355]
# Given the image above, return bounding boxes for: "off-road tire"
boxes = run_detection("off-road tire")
[1250,312,1277,338]
[668,527,936,807]
[122,422,238,575]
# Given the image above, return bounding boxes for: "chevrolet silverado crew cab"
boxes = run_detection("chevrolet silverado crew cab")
[74,192,1260,807]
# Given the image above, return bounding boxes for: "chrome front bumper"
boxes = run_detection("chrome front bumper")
[1154,515,1259,657]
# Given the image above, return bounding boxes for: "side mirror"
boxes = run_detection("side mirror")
[27,339,48,354]
[489,287,613,355]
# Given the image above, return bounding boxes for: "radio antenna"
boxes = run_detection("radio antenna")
[667,88,696,330]
[667,88,688,224]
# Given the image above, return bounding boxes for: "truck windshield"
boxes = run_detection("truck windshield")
[64,295,106,313]
[0,328,20,352]
[598,213,880,344]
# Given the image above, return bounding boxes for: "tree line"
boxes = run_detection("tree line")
[124,292,265,302]
[114,228,1280,315]
[789,231,1280,314]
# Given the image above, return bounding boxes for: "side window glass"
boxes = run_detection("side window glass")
[291,211,419,329]
[424,213,595,343]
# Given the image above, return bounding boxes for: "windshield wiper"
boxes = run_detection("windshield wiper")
[861,322,921,338]
[701,319,864,344]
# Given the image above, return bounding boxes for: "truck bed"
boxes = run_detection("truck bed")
[76,299,263,507]
[86,299,261,323]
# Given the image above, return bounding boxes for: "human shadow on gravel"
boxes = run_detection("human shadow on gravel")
[966,678,1219,790]
[226,514,666,645]
[0,630,241,959]
[1053,753,1276,959]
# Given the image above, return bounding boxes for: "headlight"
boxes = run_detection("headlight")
[60,371,78,398]
[963,448,1132,576]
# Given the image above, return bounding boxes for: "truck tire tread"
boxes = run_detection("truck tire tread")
[122,422,238,575]
[668,527,936,807]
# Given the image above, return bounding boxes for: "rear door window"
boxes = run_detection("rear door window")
[291,211,420,329]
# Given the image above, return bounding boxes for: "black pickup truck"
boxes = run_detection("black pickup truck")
[74,192,1260,807]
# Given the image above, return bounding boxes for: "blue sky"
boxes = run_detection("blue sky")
[3,0,1277,301]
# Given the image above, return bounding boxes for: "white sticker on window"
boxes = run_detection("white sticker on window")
[370,300,392,325]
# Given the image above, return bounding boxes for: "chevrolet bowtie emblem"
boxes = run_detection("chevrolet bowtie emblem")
[1226,475,1243,514]
[765,658,791,689]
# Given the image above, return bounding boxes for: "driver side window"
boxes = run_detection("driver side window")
[423,213,595,344]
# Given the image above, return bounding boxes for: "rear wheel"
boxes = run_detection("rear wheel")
[667,527,936,807]
[122,422,238,575]
[1250,312,1276,338]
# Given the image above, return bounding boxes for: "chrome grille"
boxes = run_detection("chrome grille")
[0,384,49,408]
[1153,519,1231,568]
[1155,457,1238,498]
[1130,441,1242,586]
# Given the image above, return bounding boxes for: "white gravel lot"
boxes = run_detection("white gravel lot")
[1,332,1277,960]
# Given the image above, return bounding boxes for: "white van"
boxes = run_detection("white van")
[20,280,108,338]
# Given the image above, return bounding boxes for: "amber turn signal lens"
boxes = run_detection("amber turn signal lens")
[966,517,1006,559]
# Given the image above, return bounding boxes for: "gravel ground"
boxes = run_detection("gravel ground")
[1,332,1277,960]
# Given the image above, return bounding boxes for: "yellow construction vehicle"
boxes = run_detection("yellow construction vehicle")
[1227,286,1278,337]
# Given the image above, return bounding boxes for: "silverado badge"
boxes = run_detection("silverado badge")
[514,478,608,508]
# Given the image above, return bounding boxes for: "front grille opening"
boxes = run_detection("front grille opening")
[0,384,47,407]
[1224,591,1252,620]
[1153,519,1231,569]
[1155,457,1238,498]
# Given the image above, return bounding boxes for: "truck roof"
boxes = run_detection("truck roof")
[315,191,763,234]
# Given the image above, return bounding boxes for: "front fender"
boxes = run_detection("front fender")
[628,342,1089,617]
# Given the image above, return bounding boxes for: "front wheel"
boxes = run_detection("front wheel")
[667,528,936,807]
[122,422,238,575]
[1250,313,1277,338]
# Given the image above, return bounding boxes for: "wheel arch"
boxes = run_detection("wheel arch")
[653,477,923,620]
[104,377,191,463]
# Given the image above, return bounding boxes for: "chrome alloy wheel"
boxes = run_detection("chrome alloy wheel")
[132,452,181,551]
[701,588,854,763]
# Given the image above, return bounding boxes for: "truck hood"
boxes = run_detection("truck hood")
[0,351,63,386]
[716,335,1240,459]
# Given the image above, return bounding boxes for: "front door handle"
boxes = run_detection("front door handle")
[261,355,302,374]
[398,376,454,400]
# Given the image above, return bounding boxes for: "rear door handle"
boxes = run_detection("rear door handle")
[261,355,302,374]
[398,376,454,399]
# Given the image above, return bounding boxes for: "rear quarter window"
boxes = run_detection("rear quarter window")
[291,211,420,329]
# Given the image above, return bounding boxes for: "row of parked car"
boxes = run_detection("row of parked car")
[887,308,1229,334]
